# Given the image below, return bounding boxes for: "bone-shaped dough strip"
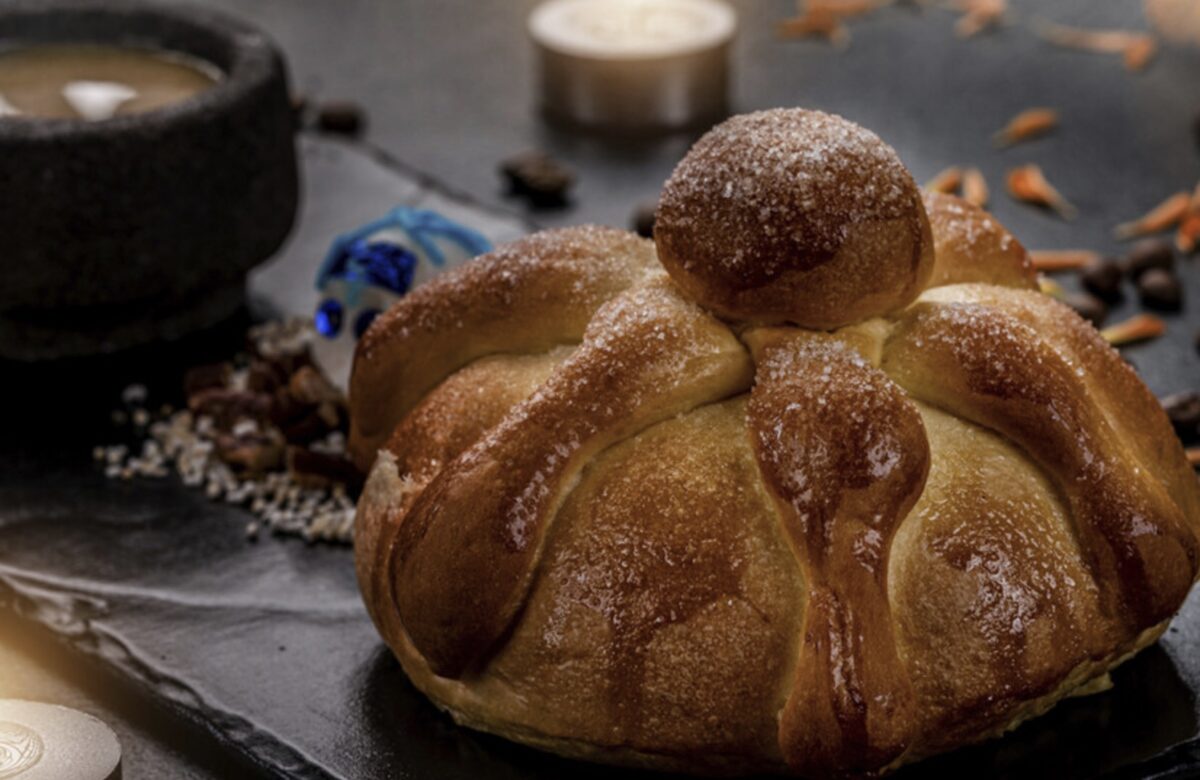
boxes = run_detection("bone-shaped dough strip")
[389,277,753,677]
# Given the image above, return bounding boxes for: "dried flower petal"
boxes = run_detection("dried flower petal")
[1177,214,1200,254]
[778,0,893,43]
[1007,164,1077,219]
[1100,313,1166,346]
[1123,37,1158,71]
[1036,21,1158,71]
[962,167,989,207]
[993,108,1059,147]
[925,166,962,194]
[1114,191,1190,239]
[1037,21,1144,53]
[949,0,1006,38]
[806,0,890,18]
[1029,249,1099,272]
[778,9,851,45]
[1176,184,1200,253]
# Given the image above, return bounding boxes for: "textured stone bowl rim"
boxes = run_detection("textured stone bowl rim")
[0,0,280,142]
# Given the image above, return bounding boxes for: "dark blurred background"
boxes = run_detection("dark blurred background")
[186,0,1200,238]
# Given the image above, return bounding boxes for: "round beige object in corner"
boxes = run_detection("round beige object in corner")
[0,700,120,780]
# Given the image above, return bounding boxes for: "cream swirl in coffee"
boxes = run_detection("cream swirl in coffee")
[0,44,219,121]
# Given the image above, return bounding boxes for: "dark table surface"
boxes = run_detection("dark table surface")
[220,0,1199,398]
[3,0,1200,778]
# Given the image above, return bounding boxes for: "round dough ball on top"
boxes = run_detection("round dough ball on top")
[655,109,934,329]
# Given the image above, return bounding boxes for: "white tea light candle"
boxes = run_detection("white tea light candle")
[529,0,736,130]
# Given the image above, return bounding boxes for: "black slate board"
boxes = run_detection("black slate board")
[4,0,1200,774]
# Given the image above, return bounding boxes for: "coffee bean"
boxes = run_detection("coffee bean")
[215,430,285,473]
[255,348,312,378]
[1122,239,1174,279]
[500,151,575,207]
[247,359,288,394]
[280,408,336,445]
[1138,268,1183,310]
[187,388,272,429]
[183,362,231,398]
[316,101,365,136]
[287,446,365,491]
[632,202,657,238]
[1063,291,1108,327]
[1161,392,1200,445]
[289,365,343,406]
[1079,257,1124,303]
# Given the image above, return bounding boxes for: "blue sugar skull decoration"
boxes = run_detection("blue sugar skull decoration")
[312,207,492,388]
[314,207,492,343]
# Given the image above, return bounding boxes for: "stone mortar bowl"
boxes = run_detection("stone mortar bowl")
[0,0,298,360]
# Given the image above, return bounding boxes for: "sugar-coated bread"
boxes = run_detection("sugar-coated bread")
[655,109,935,329]
[922,190,1036,290]
[347,225,658,471]
[349,110,1200,778]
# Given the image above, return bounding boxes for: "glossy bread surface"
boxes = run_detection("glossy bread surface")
[349,110,1200,777]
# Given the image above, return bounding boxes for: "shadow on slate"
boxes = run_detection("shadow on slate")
[2,136,1200,779]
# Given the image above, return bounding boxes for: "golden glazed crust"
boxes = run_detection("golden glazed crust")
[349,109,1200,778]
[921,190,1036,290]
[347,225,658,471]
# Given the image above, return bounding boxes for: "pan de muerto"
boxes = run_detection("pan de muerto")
[348,108,1199,777]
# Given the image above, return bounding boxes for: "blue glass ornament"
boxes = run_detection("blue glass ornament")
[322,240,417,304]
[314,298,344,338]
[315,207,492,312]
[313,207,492,344]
